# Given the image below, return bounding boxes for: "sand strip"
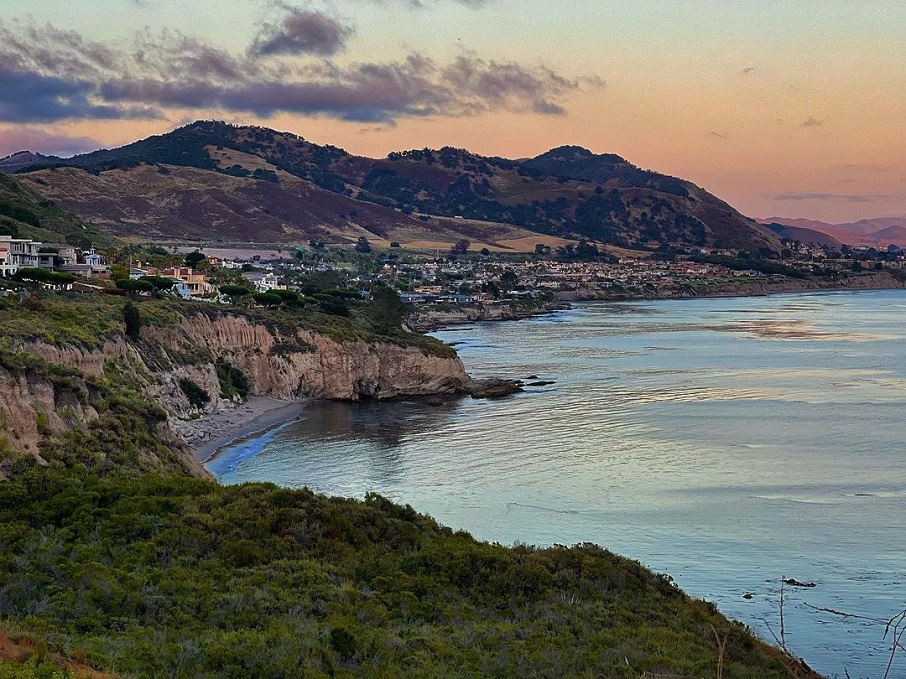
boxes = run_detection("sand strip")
[174,396,307,463]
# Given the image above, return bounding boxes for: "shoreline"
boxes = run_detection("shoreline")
[175,396,308,463]
[180,281,905,462]
[415,275,905,330]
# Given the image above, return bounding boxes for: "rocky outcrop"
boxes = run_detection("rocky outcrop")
[143,314,470,404]
[407,301,569,332]
[469,378,524,399]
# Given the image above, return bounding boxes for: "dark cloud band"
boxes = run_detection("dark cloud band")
[0,16,590,125]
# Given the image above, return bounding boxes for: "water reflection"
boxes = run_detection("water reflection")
[291,398,462,449]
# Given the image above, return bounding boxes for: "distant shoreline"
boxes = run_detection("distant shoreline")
[415,273,905,330]
[559,270,905,303]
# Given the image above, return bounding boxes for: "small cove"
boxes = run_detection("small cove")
[208,289,906,678]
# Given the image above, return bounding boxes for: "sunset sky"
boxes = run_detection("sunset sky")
[1,0,904,222]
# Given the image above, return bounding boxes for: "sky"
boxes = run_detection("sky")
[1,0,904,223]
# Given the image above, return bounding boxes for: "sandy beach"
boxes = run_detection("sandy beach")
[171,396,307,463]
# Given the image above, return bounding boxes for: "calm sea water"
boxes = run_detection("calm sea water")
[209,290,906,678]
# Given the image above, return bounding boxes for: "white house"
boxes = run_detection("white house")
[83,248,104,267]
[241,271,283,292]
[0,236,41,276]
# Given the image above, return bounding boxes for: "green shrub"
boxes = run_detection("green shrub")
[252,292,282,308]
[0,466,811,678]
[178,378,210,409]
[123,301,141,340]
[34,412,50,436]
[216,362,249,401]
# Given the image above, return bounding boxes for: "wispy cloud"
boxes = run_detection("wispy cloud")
[249,5,354,57]
[774,192,887,203]
[739,66,755,75]
[100,52,589,123]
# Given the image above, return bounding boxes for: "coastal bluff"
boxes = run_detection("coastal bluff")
[0,303,469,477]
[141,313,470,403]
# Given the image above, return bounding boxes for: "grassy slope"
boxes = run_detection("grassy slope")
[0,173,119,248]
[0,291,453,358]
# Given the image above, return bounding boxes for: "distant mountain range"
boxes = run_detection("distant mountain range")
[0,151,56,172]
[758,216,906,249]
[2,120,780,252]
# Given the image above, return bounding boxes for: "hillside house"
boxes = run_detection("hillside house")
[35,243,78,269]
[159,266,214,297]
[241,271,283,292]
[0,236,41,275]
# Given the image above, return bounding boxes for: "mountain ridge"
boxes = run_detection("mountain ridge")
[760,215,906,248]
[10,120,780,252]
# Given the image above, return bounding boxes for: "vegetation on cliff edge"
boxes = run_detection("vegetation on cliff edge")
[0,290,453,359]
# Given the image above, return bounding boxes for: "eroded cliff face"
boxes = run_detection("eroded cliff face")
[22,339,131,377]
[0,365,98,462]
[143,314,470,405]
[0,359,209,479]
[1,312,468,475]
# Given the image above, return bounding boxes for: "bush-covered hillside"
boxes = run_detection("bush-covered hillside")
[0,463,815,678]
[0,173,118,248]
[0,288,817,677]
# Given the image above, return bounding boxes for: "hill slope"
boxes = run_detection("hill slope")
[0,151,61,173]
[762,216,906,248]
[0,172,119,248]
[14,121,780,252]
[763,222,842,248]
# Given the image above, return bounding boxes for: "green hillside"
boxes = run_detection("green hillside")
[0,463,814,678]
[0,172,119,248]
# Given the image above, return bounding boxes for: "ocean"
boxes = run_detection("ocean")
[208,289,906,678]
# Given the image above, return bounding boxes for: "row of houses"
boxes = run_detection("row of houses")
[129,265,283,298]
[0,236,106,278]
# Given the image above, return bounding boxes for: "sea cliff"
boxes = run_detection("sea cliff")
[0,295,470,477]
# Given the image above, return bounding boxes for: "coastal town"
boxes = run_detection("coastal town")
[2,233,905,313]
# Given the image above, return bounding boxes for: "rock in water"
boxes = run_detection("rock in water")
[469,378,524,399]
